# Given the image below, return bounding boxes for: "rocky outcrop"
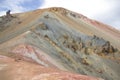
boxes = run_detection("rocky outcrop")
[48,7,68,15]
[102,41,115,54]
[0,12,18,31]
[59,34,117,57]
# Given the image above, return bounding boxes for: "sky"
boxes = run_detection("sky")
[0,0,119,30]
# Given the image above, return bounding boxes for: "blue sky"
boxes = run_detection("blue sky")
[0,0,44,13]
[0,0,119,30]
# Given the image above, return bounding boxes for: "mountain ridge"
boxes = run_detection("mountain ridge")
[0,7,120,80]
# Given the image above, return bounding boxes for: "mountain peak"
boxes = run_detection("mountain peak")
[46,7,86,18]
[0,7,120,80]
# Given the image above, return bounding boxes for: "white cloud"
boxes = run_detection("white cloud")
[0,11,6,16]
[110,20,120,30]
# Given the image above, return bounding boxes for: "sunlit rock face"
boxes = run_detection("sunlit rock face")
[0,7,120,80]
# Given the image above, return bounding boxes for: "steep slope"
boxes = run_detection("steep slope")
[0,7,120,80]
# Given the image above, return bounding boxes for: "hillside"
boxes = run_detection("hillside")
[0,7,120,80]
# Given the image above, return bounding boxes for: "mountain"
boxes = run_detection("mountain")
[0,7,120,80]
